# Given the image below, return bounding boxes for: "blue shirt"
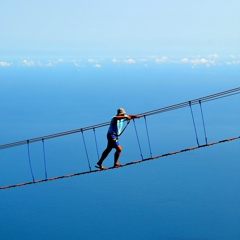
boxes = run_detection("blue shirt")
[108,115,128,136]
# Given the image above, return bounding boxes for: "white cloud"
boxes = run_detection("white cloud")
[123,59,136,64]
[22,59,36,67]
[155,56,167,63]
[208,54,219,59]
[226,59,240,65]
[192,58,211,64]
[21,59,56,67]
[229,54,240,61]
[112,58,120,63]
[45,62,55,67]
[0,61,11,67]
[180,57,215,66]
[138,58,148,62]
[3,54,239,68]
[73,62,82,68]
[88,58,96,63]
[181,58,189,63]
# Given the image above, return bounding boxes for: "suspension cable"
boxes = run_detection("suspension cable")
[42,139,48,179]
[133,119,144,160]
[139,87,240,117]
[1,87,239,150]
[189,101,200,146]
[1,136,238,190]
[144,116,153,158]
[27,141,35,182]
[93,128,100,160]
[199,100,208,144]
[117,120,131,136]
[81,130,91,171]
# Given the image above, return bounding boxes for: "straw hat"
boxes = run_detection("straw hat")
[117,108,126,115]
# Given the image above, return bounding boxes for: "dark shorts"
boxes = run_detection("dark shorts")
[107,133,120,148]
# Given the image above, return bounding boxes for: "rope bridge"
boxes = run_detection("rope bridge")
[0,87,239,190]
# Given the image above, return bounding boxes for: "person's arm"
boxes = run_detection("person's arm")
[128,114,141,119]
[114,115,140,120]
[114,115,131,120]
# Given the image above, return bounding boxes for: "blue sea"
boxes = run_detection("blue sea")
[0,62,240,240]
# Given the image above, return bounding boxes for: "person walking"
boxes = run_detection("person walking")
[96,108,140,169]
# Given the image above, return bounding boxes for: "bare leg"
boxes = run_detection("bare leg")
[114,145,122,167]
[97,145,112,166]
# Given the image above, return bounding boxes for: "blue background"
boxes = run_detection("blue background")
[0,64,239,240]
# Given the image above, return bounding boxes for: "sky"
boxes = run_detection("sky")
[0,0,240,58]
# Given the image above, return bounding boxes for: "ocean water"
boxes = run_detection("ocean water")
[0,63,240,240]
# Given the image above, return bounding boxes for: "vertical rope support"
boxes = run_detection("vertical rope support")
[144,116,153,158]
[81,130,92,171]
[189,101,200,146]
[27,140,35,182]
[93,128,100,160]
[133,119,144,160]
[42,139,48,179]
[199,100,208,144]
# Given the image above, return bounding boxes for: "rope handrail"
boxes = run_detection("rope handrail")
[1,135,239,190]
[0,121,110,150]
[139,87,240,117]
[0,87,239,150]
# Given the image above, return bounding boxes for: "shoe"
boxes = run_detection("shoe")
[95,163,107,170]
[113,163,122,168]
